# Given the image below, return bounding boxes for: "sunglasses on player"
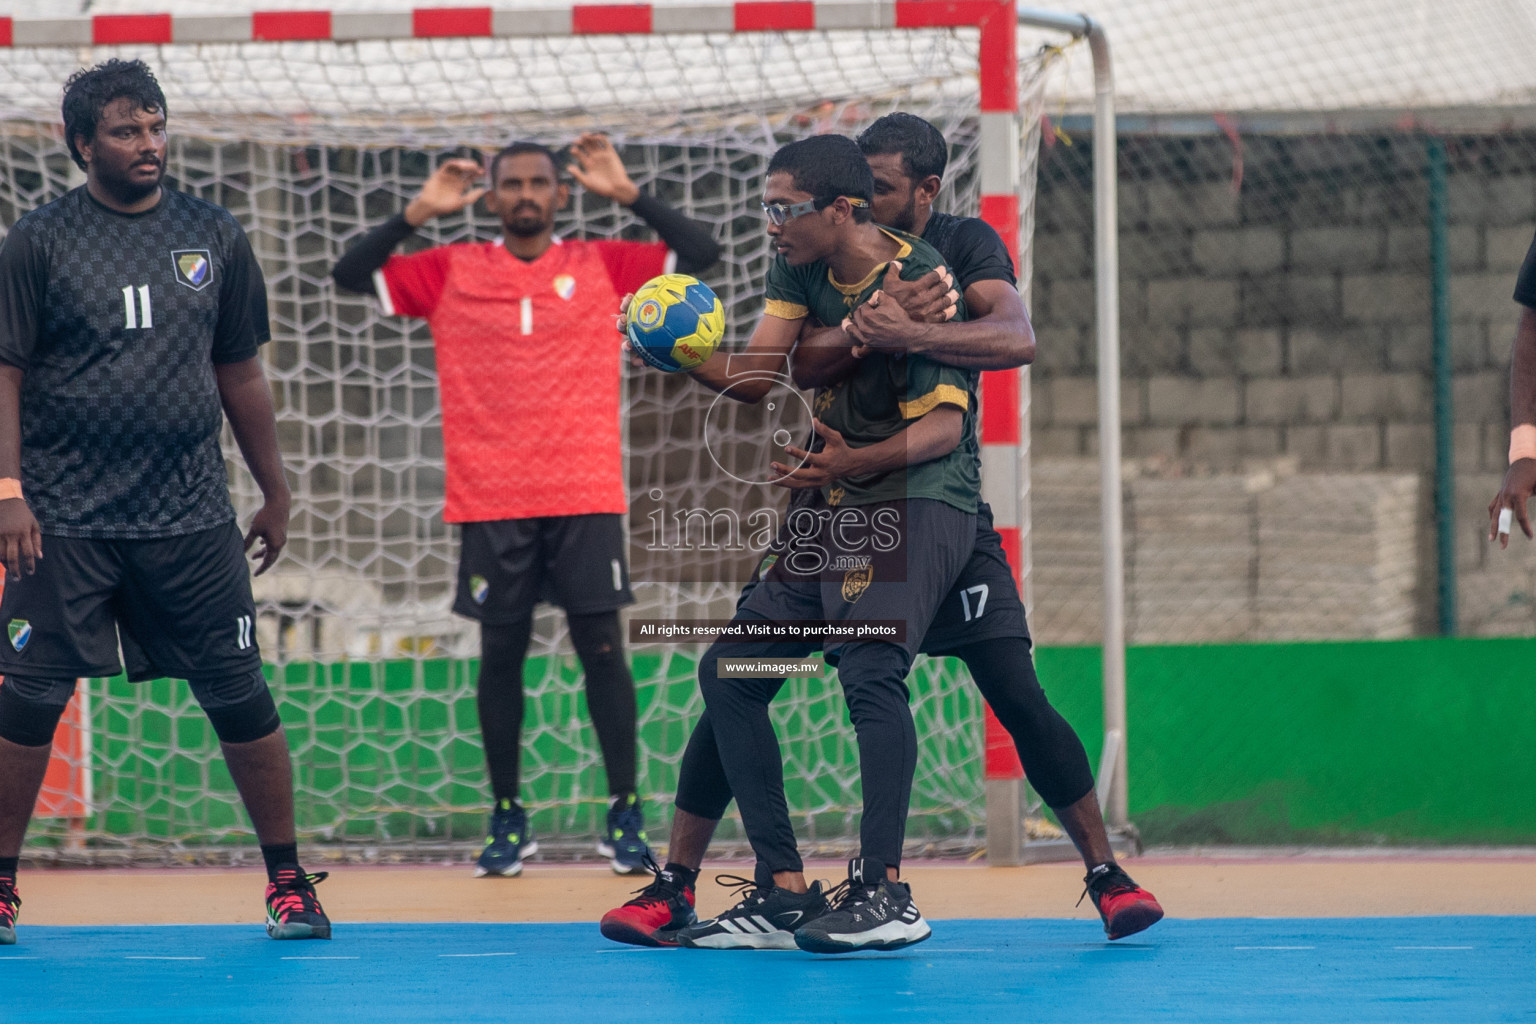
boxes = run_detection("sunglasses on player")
[760,195,870,226]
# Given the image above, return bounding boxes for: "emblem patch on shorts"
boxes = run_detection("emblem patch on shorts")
[171,249,214,291]
[469,574,490,605]
[7,619,31,653]
[841,564,873,603]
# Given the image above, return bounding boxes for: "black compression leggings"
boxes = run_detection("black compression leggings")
[675,634,1095,829]
[694,634,915,874]
[948,637,1094,809]
[477,610,638,803]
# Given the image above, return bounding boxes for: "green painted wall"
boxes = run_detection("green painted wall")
[1035,637,1536,845]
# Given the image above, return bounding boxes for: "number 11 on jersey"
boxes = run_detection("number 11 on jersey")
[122,284,153,329]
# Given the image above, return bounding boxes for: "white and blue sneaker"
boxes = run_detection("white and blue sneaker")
[475,799,538,877]
[677,875,830,950]
[793,858,930,954]
[597,794,653,875]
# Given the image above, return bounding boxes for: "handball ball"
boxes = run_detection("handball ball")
[625,273,724,372]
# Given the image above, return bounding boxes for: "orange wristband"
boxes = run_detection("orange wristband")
[0,478,20,501]
[1511,425,1536,464]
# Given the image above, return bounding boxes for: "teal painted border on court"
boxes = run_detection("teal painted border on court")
[6,917,1535,1024]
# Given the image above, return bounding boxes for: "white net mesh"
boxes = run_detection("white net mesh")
[0,20,1058,862]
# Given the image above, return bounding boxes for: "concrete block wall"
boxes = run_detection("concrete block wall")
[1028,461,1420,646]
[1028,131,1536,637]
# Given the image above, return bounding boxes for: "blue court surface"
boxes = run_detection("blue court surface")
[6,917,1533,1023]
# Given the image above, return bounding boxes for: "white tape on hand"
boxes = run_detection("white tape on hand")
[1499,507,1513,537]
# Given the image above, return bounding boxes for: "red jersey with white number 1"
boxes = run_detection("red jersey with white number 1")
[375,237,670,522]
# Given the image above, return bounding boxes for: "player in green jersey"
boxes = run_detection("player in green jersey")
[619,135,978,954]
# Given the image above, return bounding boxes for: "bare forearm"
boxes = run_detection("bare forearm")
[688,316,800,402]
[790,325,857,390]
[1511,307,1536,428]
[848,277,1036,371]
[0,365,22,479]
[907,313,1035,370]
[845,407,962,476]
[216,359,289,503]
[687,351,779,401]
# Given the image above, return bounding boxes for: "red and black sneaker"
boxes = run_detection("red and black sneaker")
[265,866,332,940]
[0,876,19,945]
[599,859,696,947]
[1081,863,1164,940]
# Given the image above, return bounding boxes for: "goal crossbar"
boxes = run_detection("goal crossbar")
[0,1,1132,864]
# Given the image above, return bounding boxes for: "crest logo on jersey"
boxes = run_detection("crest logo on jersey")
[171,249,213,291]
[841,564,873,603]
[553,274,577,300]
[7,619,30,653]
[827,485,845,507]
[756,553,778,580]
[470,574,490,605]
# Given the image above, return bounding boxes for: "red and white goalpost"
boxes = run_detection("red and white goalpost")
[0,2,1127,864]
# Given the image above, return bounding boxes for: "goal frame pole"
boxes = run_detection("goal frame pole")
[984,6,1128,865]
[0,0,1128,856]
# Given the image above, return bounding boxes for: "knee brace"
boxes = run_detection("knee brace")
[0,675,76,747]
[188,669,282,744]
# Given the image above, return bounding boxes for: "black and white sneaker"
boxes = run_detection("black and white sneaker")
[676,875,829,950]
[793,858,931,954]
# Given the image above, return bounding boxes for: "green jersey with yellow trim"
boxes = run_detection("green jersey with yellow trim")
[763,227,979,512]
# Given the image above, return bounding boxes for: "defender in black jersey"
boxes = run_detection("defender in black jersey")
[0,60,329,945]
[1488,228,1536,544]
[602,114,1161,950]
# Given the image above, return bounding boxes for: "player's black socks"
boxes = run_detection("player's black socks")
[261,843,301,882]
[0,856,18,879]
[661,862,698,889]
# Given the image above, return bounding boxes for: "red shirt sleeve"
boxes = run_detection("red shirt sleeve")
[592,239,672,296]
[378,246,453,317]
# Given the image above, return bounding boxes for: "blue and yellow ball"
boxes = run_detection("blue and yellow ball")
[625,273,724,373]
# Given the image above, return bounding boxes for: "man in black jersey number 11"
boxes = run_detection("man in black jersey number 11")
[0,60,330,944]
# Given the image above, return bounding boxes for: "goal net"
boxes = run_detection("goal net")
[0,3,1059,863]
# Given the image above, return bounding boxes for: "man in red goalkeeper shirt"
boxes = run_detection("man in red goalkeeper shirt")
[332,135,719,877]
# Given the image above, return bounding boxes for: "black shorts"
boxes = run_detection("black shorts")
[454,514,634,623]
[920,502,1032,655]
[737,500,1031,656]
[737,498,976,660]
[0,521,261,682]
